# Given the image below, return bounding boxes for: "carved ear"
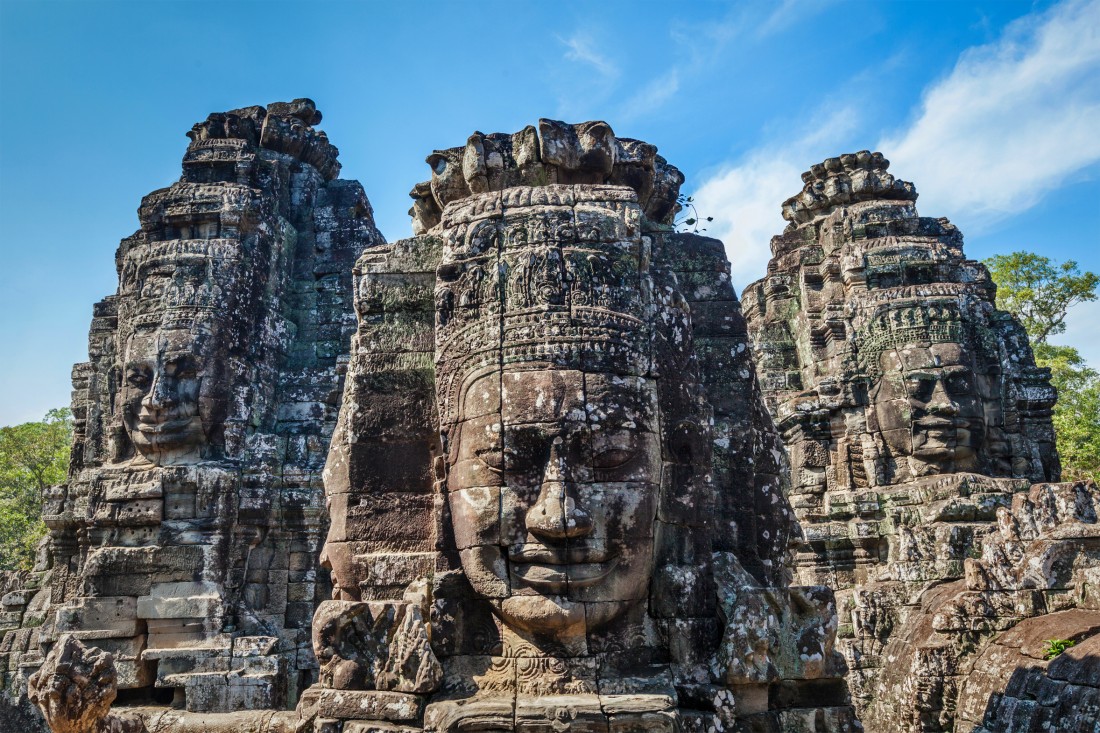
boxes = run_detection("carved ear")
[426,152,448,176]
[463,132,489,193]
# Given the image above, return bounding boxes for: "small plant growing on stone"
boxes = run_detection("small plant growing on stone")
[1043,638,1076,659]
[675,194,713,233]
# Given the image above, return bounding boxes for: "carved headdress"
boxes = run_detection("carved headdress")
[434,186,654,425]
[854,298,996,379]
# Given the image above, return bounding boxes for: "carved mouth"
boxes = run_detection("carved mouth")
[915,418,966,432]
[137,417,196,435]
[509,557,619,592]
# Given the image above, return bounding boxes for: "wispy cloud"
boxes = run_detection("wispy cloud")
[619,1,831,122]
[559,32,619,80]
[619,69,680,122]
[881,0,1100,230]
[691,105,860,289]
[692,0,1100,291]
[757,0,839,38]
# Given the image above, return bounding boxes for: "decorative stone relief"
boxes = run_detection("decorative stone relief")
[27,635,121,733]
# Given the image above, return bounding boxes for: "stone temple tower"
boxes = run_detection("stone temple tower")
[0,99,384,717]
[743,152,1100,731]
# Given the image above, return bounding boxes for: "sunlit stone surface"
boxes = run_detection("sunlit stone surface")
[11,108,1096,733]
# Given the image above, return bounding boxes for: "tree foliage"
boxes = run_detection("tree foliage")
[1036,343,1100,483]
[0,409,71,571]
[985,252,1100,483]
[986,251,1099,344]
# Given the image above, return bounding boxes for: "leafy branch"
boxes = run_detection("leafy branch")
[675,194,713,234]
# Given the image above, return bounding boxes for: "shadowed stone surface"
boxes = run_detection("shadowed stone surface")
[962,611,1100,732]
[743,153,1100,732]
[2,99,384,724]
[305,120,858,733]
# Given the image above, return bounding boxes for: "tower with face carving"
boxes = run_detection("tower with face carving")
[306,120,858,733]
[0,100,385,720]
[743,153,1100,731]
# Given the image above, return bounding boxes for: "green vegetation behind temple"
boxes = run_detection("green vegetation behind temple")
[985,252,1100,484]
[0,408,71,571]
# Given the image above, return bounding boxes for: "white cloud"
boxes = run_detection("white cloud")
[881,0,1100,230]
[690,106,860,291]
[757,0,839,38]
[692,0,1100,292]
[559,33,619,79]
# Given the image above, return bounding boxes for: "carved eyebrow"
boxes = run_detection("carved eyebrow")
[942,365,970,375]
[592,416,652,433]
[160,355,197,373]
[905,371,937,380]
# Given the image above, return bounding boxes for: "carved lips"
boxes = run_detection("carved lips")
[509,543,620,593]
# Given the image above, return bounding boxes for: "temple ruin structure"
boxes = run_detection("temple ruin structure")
[1,99,384,721]
[743,152,1100,731]
[6,105,1099,733]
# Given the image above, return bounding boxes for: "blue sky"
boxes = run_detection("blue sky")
[1,0,1098,425]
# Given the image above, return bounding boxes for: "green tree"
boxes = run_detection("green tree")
[0,408,72,570]
[985,252,1100,483]
[986,252,1099,344]
[1036,343,1100,483]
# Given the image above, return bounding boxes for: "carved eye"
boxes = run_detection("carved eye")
[591,431,639,470]
[168,357,197,380]
[592,448,637,470]
[475,446,504,472]
[905,376,934,402]
[946,374,971,395]
[126,369,150,390]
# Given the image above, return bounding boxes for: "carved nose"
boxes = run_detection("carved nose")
[143,373,176,409]
[925,379,959,415]
[525,443,593,541]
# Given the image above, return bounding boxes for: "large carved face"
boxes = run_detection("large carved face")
[446,368,660,638]
[871,342,987,475]
[121,328,212,465]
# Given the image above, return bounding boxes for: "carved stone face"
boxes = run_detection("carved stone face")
[871,342,987,475]
[121,329,210,465]
[447,368,660,638]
